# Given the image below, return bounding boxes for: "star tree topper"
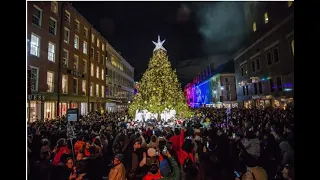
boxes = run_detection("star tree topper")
[152,35,166,52]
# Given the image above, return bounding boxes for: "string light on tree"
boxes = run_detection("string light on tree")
[129,35,192,121]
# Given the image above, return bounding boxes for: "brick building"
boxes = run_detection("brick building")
[27,2,134,121]
[234,1,294,109]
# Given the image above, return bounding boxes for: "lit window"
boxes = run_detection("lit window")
[287,1,293,7]
[32,5,42,27]
[97,39,100,48]
[75,20,80,31]
[101,69,104,80]
[90,83,94,96]
[91,63,94,76]
[48,42,56,62]
[64,10,70,23]
[30,33,40,57]
[84,27,88,38]
[51,2,58,13]
[91,34,95,43]
[101,85,105,98]
[62,49,69,67]
[64,27,70,43]
[83,59,87,74]
[102,44,105,51]
[47,71,54,92]
[264,13,268,24]
[49,17,57,35]
[30,67,39,92]
[74,35,79,49]
[83,41,87,54]
[96,84,99,97]
[253,22,257,32]
[62,75,68,94]
[82,80,86,96]
[73,78,78,95]
[96,66,100,79]
[291,39,294,56]
[74,55,79,71]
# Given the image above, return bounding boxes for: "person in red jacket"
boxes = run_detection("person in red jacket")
[52,138,71,165]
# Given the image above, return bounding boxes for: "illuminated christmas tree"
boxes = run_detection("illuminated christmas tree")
[129,36,192,120]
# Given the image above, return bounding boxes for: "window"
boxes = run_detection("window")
[90,83,94,96]
[97,51,100,62]
[276,77,283,92]
[64,27,70,43]
[264,12,269,24]
[245,85,249,95]
[254,83,257,95]
[273,48,280,63]
[288,1,293,7]
[48,42,55,62]
[62,49,69,67]
[91,34,95,43]
[101,69,104,80]
[62,75,68,94]
[75,20,80,31]
[266,51,272,66]
[84,27,88,38]
[74,35,79,49]
[64,10,70,23]
[73,78,78,95]
[32,5,42,27]
[96,66,100,79]
[269,79,275,92]
[47,71,54,92]
[73,55,79,71]
[91,63,94,76]
[30,33,40,57]
[83,59,87,74]
[30,67,39,92]
[96,84,99,97]
[291,39,294,56]
[49,17,57,35]
[258,81,263,94]
[226,85,230,91]
[256,58,260,70]
[225,78,229,83]
[91,47,94,58]
[83,41,87,54]
[102,44,105,51]
[252,22,257,32]
[241,65,248,76]
[97,39,100,48]
[82,80,86,96]
[227,94,231,101]
[51,1,58,13]
[251,61,256,72]
[242,86,245,96]
[102,55,105,65]
[101,85,105,98]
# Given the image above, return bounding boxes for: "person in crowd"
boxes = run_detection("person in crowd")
[74,136,86,155]
[236,152,268,180]
[147,135,158,149]
[52,138,71,165]
[128,139,146,180]
[109,154,126,180]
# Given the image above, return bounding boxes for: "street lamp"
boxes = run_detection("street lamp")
[213,90,217,94]
[220,87,224,90]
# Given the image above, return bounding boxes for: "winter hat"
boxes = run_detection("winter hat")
[115,154,124,163]
[160,159,171,177]
[148,148,157,157]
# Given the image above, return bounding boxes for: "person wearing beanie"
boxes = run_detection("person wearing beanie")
[108,154,126,180]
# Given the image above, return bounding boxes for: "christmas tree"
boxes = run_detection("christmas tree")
[129,36,192,120]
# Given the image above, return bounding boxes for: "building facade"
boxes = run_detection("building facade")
[27,2,134,121]
[105,44,134,113]
[234,1,294,109]
[184,61,238,108]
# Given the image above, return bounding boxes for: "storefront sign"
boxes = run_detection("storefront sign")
[67,108,78,121]
[67,69,84,78]
[28,94,45,101]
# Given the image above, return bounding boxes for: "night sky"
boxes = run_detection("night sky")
[72,2,247,84]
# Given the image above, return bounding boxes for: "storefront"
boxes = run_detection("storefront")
[80,102,88,115]
[58,102,69,117]
[273,98,293,109]
[44,102,56,120]
[106,102,117,112]
[244,100,254,109]
[28,100,42,122]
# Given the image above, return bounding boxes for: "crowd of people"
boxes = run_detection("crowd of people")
[27,107,294,180]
